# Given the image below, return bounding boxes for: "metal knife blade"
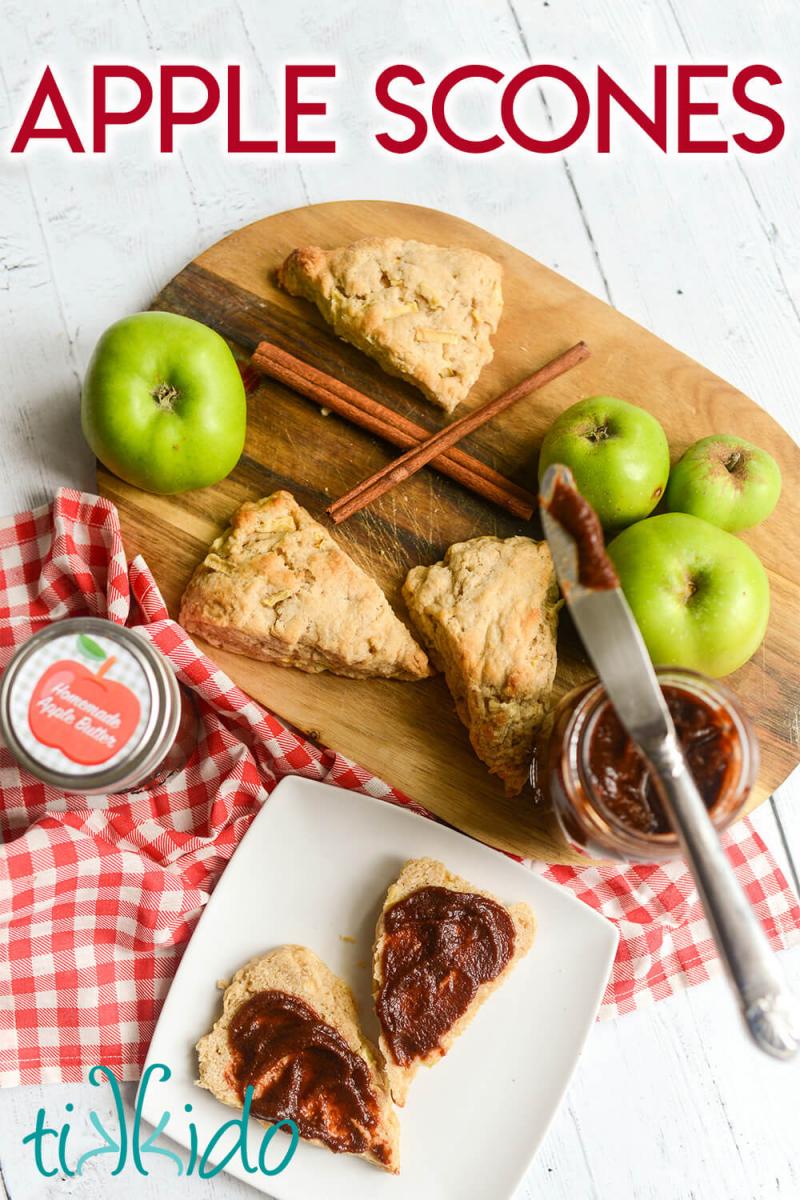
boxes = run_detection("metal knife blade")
[539,463,673,751]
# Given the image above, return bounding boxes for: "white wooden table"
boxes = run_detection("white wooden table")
[2,1,799,1197]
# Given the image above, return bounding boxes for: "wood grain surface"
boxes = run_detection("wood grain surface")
[97,200,800,862]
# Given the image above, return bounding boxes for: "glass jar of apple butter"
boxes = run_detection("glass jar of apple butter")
[532,668,759,861]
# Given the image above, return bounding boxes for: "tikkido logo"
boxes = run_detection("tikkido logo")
[22,1064,299,1180]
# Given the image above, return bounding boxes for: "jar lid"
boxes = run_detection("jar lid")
[0,617,180,794]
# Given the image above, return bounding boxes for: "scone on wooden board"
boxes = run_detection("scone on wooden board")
[403,536,560,794]
[373,857,535,1106]
[277,237,503,413]
[180,490,431,681]
[196,945,400,1173]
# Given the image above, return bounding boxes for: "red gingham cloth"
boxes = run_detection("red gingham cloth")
[1,490,799,1085]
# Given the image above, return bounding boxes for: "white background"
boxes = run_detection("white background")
[1,1,799,1198]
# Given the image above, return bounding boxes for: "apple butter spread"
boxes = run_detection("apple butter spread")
[544,474,619,590]
[376,885,515,1066]
[535,668,758,862]
[586,684,737,835]
[227,990,387,1162]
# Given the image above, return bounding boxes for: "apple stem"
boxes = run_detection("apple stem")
[725,451,743,473]
[152,382,179,411]
[96,656,116,678]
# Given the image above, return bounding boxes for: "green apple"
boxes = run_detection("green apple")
[538,396,669,529]
[665,434,781,531]
[82,312,246,494]
[607,512,770,677]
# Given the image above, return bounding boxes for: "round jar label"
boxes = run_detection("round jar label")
[9,630,152,777]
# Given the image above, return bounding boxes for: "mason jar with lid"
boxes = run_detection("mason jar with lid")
[532,668,759,862]
[0,617,191,797]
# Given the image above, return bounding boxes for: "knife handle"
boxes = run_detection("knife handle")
[646,736,799,1060]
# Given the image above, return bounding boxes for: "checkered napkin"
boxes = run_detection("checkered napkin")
[1,490,799,1085]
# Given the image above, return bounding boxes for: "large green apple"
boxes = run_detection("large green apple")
[607,512,770,677]
[665,434,782,531]
[82,312,247,494]
[538,396,669,529]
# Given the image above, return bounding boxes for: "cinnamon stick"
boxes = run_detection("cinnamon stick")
[251,341,537,520]
[327,342,590,524]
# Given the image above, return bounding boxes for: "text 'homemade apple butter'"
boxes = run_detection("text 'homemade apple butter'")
[227,990,387,1162]
[376,886,515,1066]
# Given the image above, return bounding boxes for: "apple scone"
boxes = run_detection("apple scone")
[373,858,535,1106]
[277,237,503,413]
[197,945,399,1172]
[180,490,431,681]
[403,536,560,793]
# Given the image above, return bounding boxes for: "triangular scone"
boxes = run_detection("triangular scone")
[180,491,431,681]
[373,858,535,1106]
[277,237,503,413]
[403,536,560,794]
[197,946,399,1172]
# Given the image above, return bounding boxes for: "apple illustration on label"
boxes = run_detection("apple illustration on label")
[665,434,782,531]
[538,396,670,530]
[607,512,770,677]
[27,648,141,767]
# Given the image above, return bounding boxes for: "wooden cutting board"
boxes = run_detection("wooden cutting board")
[97,200,800,862]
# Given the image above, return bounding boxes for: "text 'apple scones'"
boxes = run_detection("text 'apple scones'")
[278,237,503,413]
[180,490,431,681]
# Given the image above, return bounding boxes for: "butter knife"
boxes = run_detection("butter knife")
[539,463,799,1060]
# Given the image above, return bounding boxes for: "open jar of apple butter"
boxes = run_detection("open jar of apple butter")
[532,668,758,861]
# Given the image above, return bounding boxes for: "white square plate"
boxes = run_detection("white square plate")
[138,778,618,1199]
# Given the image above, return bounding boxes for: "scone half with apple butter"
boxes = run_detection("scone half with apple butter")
[197,945,400,1173]
[180,490,431,681]
[373,857,535,1106]
[403,535,560,794]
